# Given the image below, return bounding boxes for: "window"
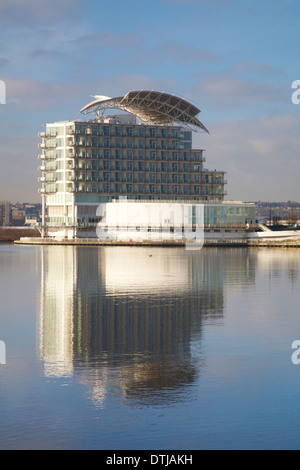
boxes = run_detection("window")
[172,174,179,183]
[183,131,192,141]
[127,161,134,171]
[150,185,156,194]
[194,152,203,161]
[104,172,110,181]
[104,161,110,170]
[149,128,156,137]
[150,173,156,182]
[150,139,156,149]
[126,127,133,136]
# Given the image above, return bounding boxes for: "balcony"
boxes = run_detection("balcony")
[43,166,56,172]
[45,130,57,138]
[38,142,57,149]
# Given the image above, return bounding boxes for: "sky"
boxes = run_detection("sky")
[0,0,299,203]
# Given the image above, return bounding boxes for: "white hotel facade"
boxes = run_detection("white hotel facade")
[38,91,256,240]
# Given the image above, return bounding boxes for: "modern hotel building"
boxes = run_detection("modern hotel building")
[38,91,256,239]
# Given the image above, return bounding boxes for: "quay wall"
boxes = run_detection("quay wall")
[14,237,300,248]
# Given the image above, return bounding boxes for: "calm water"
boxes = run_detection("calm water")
[0,244,300,450]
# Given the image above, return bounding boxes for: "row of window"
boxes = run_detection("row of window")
[44,150,204,161]
[63,125,191,139]
[58,183,224,195]
[66,138,191,150]
[46,162,207,172]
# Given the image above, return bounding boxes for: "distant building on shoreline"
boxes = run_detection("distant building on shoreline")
[0,201,10,226]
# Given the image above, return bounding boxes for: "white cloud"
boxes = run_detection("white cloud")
[198,78,285,107]
[194,114,300,201]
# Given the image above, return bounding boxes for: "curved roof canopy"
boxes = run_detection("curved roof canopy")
[80,90,209,133]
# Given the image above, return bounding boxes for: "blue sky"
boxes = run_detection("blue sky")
[0,0,299,202]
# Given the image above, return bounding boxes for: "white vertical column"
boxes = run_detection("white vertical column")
[63,122,67,235]
[41,194,46,237]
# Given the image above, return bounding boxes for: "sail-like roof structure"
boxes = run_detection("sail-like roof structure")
[80,90,209,133]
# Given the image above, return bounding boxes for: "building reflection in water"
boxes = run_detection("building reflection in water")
[38,246,255,406]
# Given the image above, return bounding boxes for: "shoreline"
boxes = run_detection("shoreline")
[14,237,300,248]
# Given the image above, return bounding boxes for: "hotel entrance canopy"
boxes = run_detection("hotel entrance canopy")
[80,90,209,133]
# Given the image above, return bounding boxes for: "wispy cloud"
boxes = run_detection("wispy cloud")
[195,114,300,200]
[4,78,87,111]
[0,0,80,26]
[191,77,286,109]
[69,32,142,51]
